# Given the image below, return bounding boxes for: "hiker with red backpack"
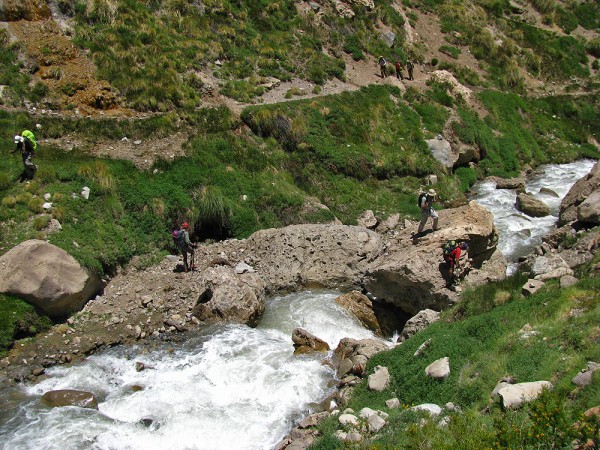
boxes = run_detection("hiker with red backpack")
[443,241,469,281]
[12,130,38,182]
[173,222,197,272]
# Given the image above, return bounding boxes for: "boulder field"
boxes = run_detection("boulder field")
[0,200,502,381]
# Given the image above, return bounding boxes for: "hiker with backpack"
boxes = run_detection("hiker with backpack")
[443,241,469,281]
[12,130,38,182]
[395,60,404,80]
[417,189,439,234]
[174,222,197,272]
[406,59,414,80]
[378,56,387,78]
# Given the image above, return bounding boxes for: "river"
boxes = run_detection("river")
[0,160,596,450]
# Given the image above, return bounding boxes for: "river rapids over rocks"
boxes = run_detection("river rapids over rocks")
[0,160,595,450]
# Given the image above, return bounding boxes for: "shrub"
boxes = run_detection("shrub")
[438,45,461,59]
[587,38,600,58]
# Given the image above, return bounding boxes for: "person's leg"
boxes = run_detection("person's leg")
[417,211,428,233]
[182,249,189,271]
[431,209,439,231]
[190,248,196,270]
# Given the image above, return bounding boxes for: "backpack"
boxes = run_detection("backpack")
[21,130,37,151]
[442,240,458,256]
[418,192,427,208]
[172,229,187,249]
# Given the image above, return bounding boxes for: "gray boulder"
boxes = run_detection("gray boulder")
[498,381,552,409]
[357,210,378,229]
[41,390,98,410]
[409,403,442,416]
[0,240,101,319]
[425,356,450,380]
[516,193,550,217]
[426,137,453,170]
[368,365,390,391]
[379,31,396,48]
[522,279,545,296]
[531,254,571,278]
[246,224,383,292]
[577,190,600,225]
[398,309,440,342]
[492,176,526,190]
[192,266,265,327]
[560,162,599,225]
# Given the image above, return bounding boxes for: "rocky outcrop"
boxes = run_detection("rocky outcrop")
[192,266,265,327]
[516,193,550,217]
[0,240,102,319]
[335,291,381,335]
[365,201,503,315]
[245,224,384,293]
[559,162,600,226]
[334,337,389,378]
[41,389,99,410]
[357,210,378,229]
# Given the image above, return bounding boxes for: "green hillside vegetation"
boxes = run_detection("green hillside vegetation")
[310,255,600,449]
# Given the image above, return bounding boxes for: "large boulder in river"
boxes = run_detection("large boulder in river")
[364,201,503,315]
[516,193,550,217]
[245,224,384,292]
[192,266,266,327]
[292,328,330,354]
[0,240,102,319]
[559,162,600,226]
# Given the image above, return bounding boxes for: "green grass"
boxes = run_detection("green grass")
[310,268,600,449]
[0,294,52,357]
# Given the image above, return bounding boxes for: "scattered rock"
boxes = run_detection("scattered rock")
[335,291,381,335]
[492,176,526,190]
[81,186,90,200]
[386,398,400,409]
[577,190,600,225]
[357,210,378,229]
[409,403,442,416]
[368,365,390,391]
[339,413,359,427]
[560,162,599,226]
[292,328,330,354]
[398,309,440,342]
[560,275,578,288]
[425,357,450,380]
[498,381,553,409]
[516,193,550,218]
[522,279,545,296]
[41,389,99,410]
[572,362,600,388]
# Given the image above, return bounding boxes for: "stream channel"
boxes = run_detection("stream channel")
[0,159,596,450]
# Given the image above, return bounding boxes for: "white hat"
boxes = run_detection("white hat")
[14,135,24,144]
[427,189,437,196]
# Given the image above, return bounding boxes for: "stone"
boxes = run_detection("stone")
[0,240,101,319]
[516,193,550,218]
[368,413,386,432]
[425,356,450,380]
[41,390,99,410]
[81,186,90,200]
[379,31,396,47]
[335,291,381,335]
[522,279,545,296]
[234,262,255,274]
[532,254,571,278]
[192,267,265,327]
[560,162,599,225]
[498,381,553,409]
[414,338,432,357]
[577,190,600,225]
[560,275,578,288]
[572,362,600,388]
[334,338,389,369]
[368,365,390,391]
[426,137,454,169]
[409,403,442,416]
[298,412,328,428]
[292,328,330,354]
[492,176,526,190]
[339,413,359,426]
[376,213,400,233]
[386,398,400,409]
[365,201,503,315]
[399,309,440,342]
[539,187,559,198]
[357,210,378,229]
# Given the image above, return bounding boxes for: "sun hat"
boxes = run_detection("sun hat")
[14,135,24,144]
[427,189,437,196]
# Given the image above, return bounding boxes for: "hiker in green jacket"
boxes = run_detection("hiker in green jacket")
[178,222,197,272]
[12,130,38,182]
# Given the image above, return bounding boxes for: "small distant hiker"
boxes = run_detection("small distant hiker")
[417,189,439,233]
[378,56,387,78]
[443,241,469,281]
[395,60,404,80]
[175,222,197,272]
[12,130,38,182]
[406,59,414,80]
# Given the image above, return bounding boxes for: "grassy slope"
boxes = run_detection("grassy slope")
[311,257,600,449]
